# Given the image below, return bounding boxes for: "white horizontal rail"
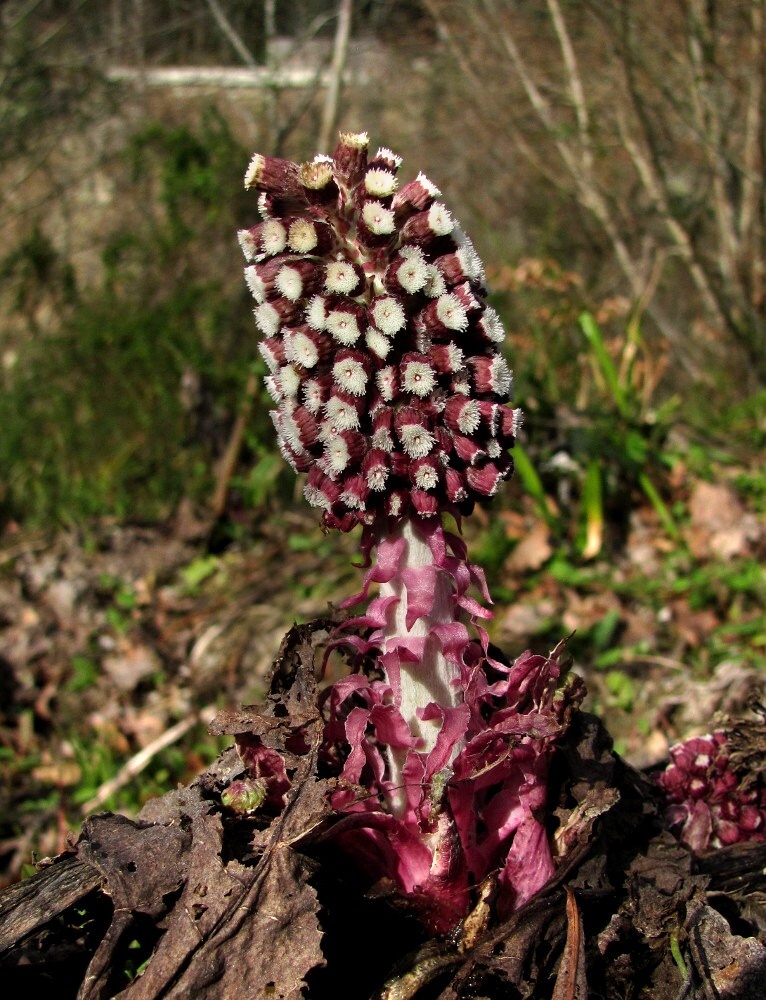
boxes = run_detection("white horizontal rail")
[104,65,352,89]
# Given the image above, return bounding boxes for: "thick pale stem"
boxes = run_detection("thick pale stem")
[379,518,462,810]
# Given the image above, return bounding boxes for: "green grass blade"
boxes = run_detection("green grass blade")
[514,443,558,528]
[638,471,681,541]
[579,312,630,418]
[581,459,604,558]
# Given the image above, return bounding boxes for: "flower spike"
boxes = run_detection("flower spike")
[241,132,581,934]
[241,133,517,531]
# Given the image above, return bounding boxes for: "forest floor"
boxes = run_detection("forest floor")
[1,458,765,891]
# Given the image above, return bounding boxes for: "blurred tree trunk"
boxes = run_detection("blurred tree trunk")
[318,0,353,152]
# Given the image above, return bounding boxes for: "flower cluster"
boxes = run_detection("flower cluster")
[323,621,576,933]
[240,132,578,935]
[654,730,766,851]
[240,131,519,531]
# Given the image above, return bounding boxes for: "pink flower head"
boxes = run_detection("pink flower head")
[242,133,520,531]
[654,730,766,851]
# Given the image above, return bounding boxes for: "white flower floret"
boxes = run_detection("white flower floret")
[303,483,319,506]
[399,424,435,458]
[258,341,281,374]
[333,357,368,396]
[318,419,340,443]
[370,297,405,336]
[278,365,301,398]
[284,331,319,368]
[491,356,513,395]
[306,295,327,330]
[416,171,441,198]
[453,378,471,396]
[436,294,469,331]
[244,152,265,189]
[325,260,359,294]
[254,302,281,336]
[264,375,281,402]
[280,411,303,452]
[446,344,464,371]
[396,247,428,293]
[376,366,398,401]
[288,218,319,253]
[340,490,366,511]
[302,378,325,414]
[366,463,389,491]
[340,477,367,509]
[372,427,394,451]
[455,238,485,283]
[275,265,304,302]
[362,200,396,235]
[276,436,301,472]
[299,157,334,191]
[261,219,288,254]
[326,309,362,345]
[402,360,436,397]
[414,464,439,490]
[365,328,391,359]
[480,306,505,344]
[457,399,481,434]
[428,202,454,236]
[257,192,270,219]
[304,483,327,509]
[244,265,267,303]
[422,265,447,298]
[487,440,502,458]
[324,436,351,475]
[375,147,403,168]
[324,396,360,430]
[364,168,398,197]
[237,229,257,261]
[341,130,369,148]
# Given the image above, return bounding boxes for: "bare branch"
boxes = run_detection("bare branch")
[203,0,258,68]
[420,0,484,91]
[740,1,765,309]
[80,706,217,815]
[684,0,739,291]
[477,1,662,327]
[546,0,594,174]
[318,0,353,153]
[615,107,727,329]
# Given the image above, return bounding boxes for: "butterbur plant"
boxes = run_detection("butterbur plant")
[654,730,766,852]
[239,131,581,934]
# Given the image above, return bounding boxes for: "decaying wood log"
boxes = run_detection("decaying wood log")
[1,620,765,998]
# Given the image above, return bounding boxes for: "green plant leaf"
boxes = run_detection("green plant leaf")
[578,312,629,418]
[513,443,558,528]
[581,459,603,558]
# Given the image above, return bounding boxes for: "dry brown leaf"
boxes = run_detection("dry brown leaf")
[102,643,161,693]
[505,520,554,572]
[686,481,762,560]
